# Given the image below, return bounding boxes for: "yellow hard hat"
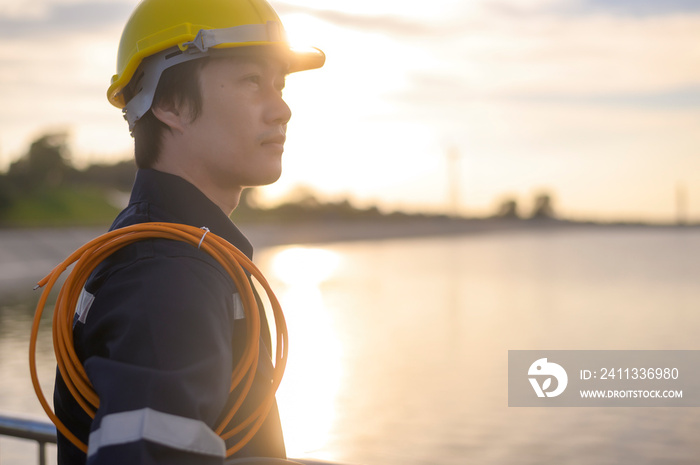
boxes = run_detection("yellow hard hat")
[108,0,325,129]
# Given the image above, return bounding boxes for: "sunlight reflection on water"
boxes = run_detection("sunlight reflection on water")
[256,227,700,465]
[265,247,344,458]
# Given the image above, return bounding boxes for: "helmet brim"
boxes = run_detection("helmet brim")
[288,46,325,73]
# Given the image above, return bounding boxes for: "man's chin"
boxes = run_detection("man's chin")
[247,170,283,188]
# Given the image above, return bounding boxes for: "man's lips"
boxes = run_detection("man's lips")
[261,134,286,146]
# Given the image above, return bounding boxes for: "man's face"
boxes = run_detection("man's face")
[183,51,292,193]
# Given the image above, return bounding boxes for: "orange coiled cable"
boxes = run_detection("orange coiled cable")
[28,222,288,457]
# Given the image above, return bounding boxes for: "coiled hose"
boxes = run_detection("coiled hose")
[29,222,287,457]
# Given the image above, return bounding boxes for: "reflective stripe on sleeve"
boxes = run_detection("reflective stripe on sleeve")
[232,293,245,320]
[87,408,225,458]
[75,288,95,324]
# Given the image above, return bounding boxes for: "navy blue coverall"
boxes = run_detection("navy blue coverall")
[54,169,286,464]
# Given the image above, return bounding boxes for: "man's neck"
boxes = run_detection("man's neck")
[150,161,241,217]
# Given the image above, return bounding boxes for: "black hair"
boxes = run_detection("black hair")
[131,57,210,169]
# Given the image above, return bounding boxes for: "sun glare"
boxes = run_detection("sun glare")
[271,247,341,286]
[267,246,344,458]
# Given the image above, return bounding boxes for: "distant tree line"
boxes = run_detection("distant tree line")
[0,132,135,205]
[493,193,557,220]
[3,133,137,190]
[235,186,393,224]
[0,131,558,225]
[0,132,135,224]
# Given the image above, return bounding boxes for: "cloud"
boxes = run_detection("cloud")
[507,86,700,109]
[274,3,437,37]
[369,3,700,113]
[0,0,133,38]
[477,0,700,19]
[572,0,700,17]
[388,70,700,115]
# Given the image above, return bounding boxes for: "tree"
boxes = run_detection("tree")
[28,132,70,187]
[0,174,14,213]
[495,198,519,219]
[531,193,556,219]
[8,132,72,190]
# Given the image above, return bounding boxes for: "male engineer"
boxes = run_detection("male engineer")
[53,0,324,463]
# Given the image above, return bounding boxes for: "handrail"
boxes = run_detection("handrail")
[0,414,56,465]
[0,413,355,465]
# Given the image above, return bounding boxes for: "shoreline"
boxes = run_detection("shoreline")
[1,218,696,299]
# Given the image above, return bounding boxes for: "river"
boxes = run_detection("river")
[1,226,699,464]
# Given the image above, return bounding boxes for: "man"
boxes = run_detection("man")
[53,0,324,463]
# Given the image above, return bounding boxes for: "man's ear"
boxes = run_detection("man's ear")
[151,100,189,134]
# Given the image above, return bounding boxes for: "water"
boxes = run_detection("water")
[1,226,699,464]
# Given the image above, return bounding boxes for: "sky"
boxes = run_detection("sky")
[0,0,699,221]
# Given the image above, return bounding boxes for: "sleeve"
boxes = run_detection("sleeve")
[78,253,237,465]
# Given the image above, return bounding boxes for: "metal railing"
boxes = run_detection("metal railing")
[0,414,354,465]
[0,414,56,465]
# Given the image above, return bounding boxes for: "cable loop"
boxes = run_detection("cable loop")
[29,222,287,457]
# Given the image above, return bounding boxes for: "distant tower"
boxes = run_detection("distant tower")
[446,146,461,217]
[676,182,688,225]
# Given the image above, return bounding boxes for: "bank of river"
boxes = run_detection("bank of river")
[0,217,549,297]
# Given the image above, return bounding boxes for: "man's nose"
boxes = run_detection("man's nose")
[267,94,292,126]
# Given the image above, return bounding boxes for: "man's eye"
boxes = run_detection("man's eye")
[245,75,261,85]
